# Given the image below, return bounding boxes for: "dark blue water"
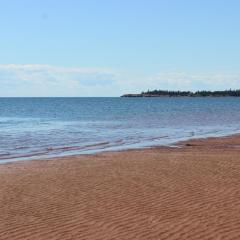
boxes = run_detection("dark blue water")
[1,97,240,162]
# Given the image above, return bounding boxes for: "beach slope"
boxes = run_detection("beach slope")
[1,135,240,239]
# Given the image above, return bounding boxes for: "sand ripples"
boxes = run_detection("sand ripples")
[1,136,240,239]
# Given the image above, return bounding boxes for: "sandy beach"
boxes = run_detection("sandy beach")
[1,135,240,240]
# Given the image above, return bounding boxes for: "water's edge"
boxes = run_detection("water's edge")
[1,131,239,165]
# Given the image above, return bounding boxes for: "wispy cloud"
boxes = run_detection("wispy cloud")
[145,72,240,91]
[0,64,118,96]
[113,71,240,95]
[0,64,239,96]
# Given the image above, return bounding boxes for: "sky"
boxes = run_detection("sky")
[1,0,240,96]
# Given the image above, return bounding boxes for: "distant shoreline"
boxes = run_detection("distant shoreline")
[121,89,240,97]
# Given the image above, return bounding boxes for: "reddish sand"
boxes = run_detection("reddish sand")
[1,135,240,240]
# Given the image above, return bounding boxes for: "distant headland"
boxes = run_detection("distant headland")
[121,89,240,97]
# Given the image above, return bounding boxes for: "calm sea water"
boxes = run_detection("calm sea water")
[0,97,240,162]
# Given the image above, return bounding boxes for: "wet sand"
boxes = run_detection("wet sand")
[1,135,240,240]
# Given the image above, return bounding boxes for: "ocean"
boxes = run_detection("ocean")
[1,97,240,162]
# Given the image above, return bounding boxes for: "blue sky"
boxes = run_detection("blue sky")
[1,0,240,96]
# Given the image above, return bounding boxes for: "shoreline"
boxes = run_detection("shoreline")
[1,131,240,165]
[1,134,240,239]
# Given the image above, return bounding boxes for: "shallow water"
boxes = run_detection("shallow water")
[0,97,240,162]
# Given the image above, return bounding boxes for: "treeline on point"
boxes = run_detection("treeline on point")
[140,89,240,97]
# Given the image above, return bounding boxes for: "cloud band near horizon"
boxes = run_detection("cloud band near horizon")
[0,64,239,97]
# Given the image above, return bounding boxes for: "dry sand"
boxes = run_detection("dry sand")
[1,135,240,240]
